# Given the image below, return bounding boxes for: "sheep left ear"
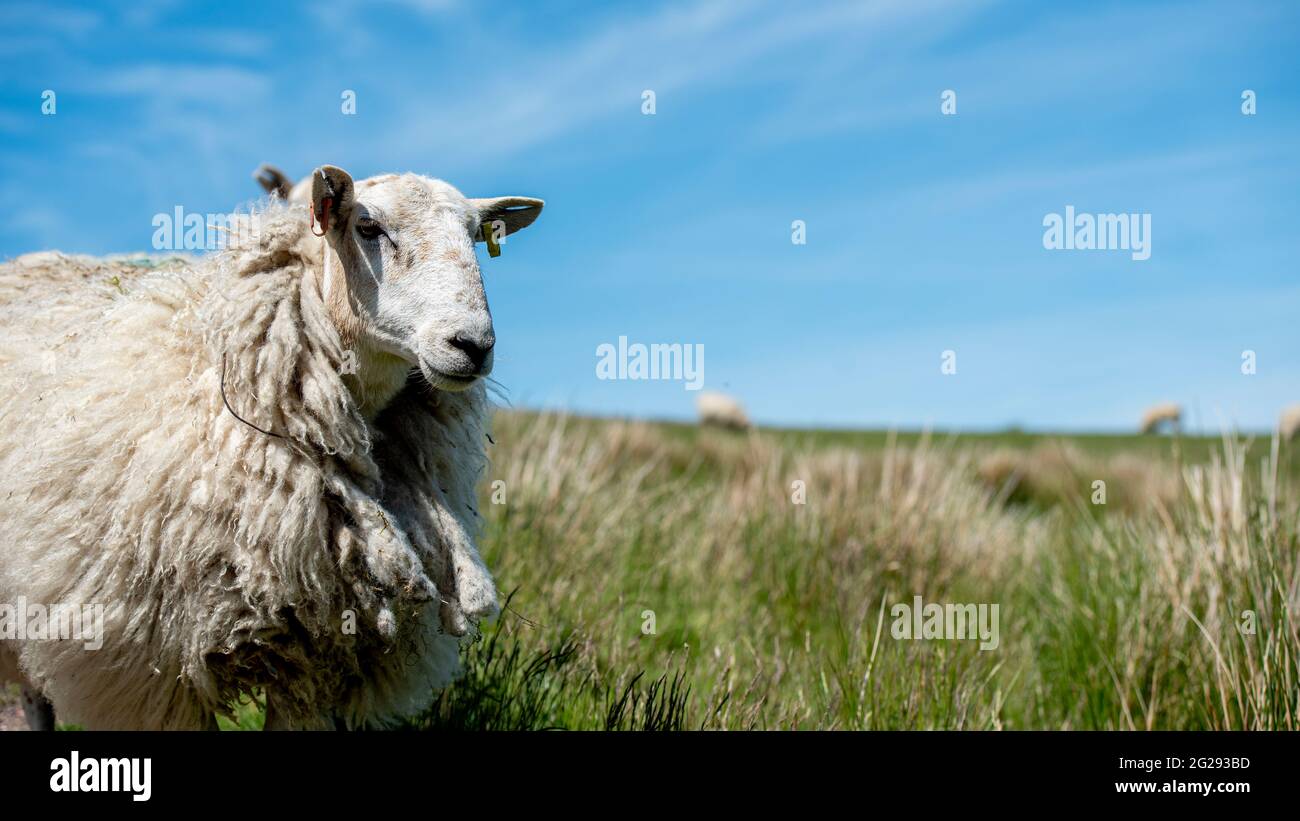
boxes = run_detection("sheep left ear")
[471,197,544,238]
[309,165,355,239]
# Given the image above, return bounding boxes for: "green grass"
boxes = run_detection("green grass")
[409,592,696,731]
[405,413,1298,730]
[216,692,266,731]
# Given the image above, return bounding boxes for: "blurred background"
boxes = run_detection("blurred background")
[1,0,1296,432]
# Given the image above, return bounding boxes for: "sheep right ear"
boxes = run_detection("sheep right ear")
[309,165,355,238]
[472,197,545,238]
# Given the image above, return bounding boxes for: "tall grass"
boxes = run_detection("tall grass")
[411,412,1298,730]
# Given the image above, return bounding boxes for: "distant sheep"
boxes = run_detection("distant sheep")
[1139,402,1182,434]
[697,391,752,431]
[0,165,543,729]
[1280,404,1300,442]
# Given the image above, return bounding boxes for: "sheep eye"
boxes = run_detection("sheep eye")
[355,219,385,241]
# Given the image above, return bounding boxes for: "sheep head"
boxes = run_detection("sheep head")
[306,165,543,414]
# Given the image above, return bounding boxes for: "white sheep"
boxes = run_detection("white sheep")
[696,391,752,431]
[1139,402,1182,434]
[1280,404,1300,442]
[0,165,543,729]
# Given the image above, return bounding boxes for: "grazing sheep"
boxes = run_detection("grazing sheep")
[0,165,543,729]
[1139,402,1182,434]
[697,391,752,431]
[1280,404,1300,442]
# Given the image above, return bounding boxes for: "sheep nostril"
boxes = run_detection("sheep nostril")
[449,333,494,371]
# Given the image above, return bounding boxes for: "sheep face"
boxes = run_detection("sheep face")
[308,165,543,397]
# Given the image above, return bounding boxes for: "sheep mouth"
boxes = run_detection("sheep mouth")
[417,359,480,392]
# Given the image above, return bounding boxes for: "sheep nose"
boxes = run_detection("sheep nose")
[449,332,495,371]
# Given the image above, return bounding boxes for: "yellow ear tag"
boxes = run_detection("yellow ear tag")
[482,222,501,258]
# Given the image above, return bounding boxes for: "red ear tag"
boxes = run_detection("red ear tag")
[310,197,333,237]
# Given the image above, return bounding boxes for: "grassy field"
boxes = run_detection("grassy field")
[406,411,1298,731]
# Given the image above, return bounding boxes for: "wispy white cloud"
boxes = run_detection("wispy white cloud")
[887,143,1291,214]
[380,0,980,165]
[379,0,458,13]
[177,28,274,58]
[117,0,185,30]
[87,63,270,105]
[0,3,102,38]
[746,0,1279,146]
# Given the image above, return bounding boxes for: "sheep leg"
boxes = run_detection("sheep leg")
[20,684,55,731]
[263,691,289,731]
[263,691,316,730]
[264,691,336,730]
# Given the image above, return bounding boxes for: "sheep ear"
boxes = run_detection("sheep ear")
[472,196,544,238]
[253,163,293,199]
[310,165,355,237]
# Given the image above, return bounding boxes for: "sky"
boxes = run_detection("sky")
[1,0,1297,432]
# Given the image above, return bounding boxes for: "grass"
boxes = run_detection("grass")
[400,412,1299,731]
[411,595,696,730]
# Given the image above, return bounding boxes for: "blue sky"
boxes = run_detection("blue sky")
[1,0,1297,431]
